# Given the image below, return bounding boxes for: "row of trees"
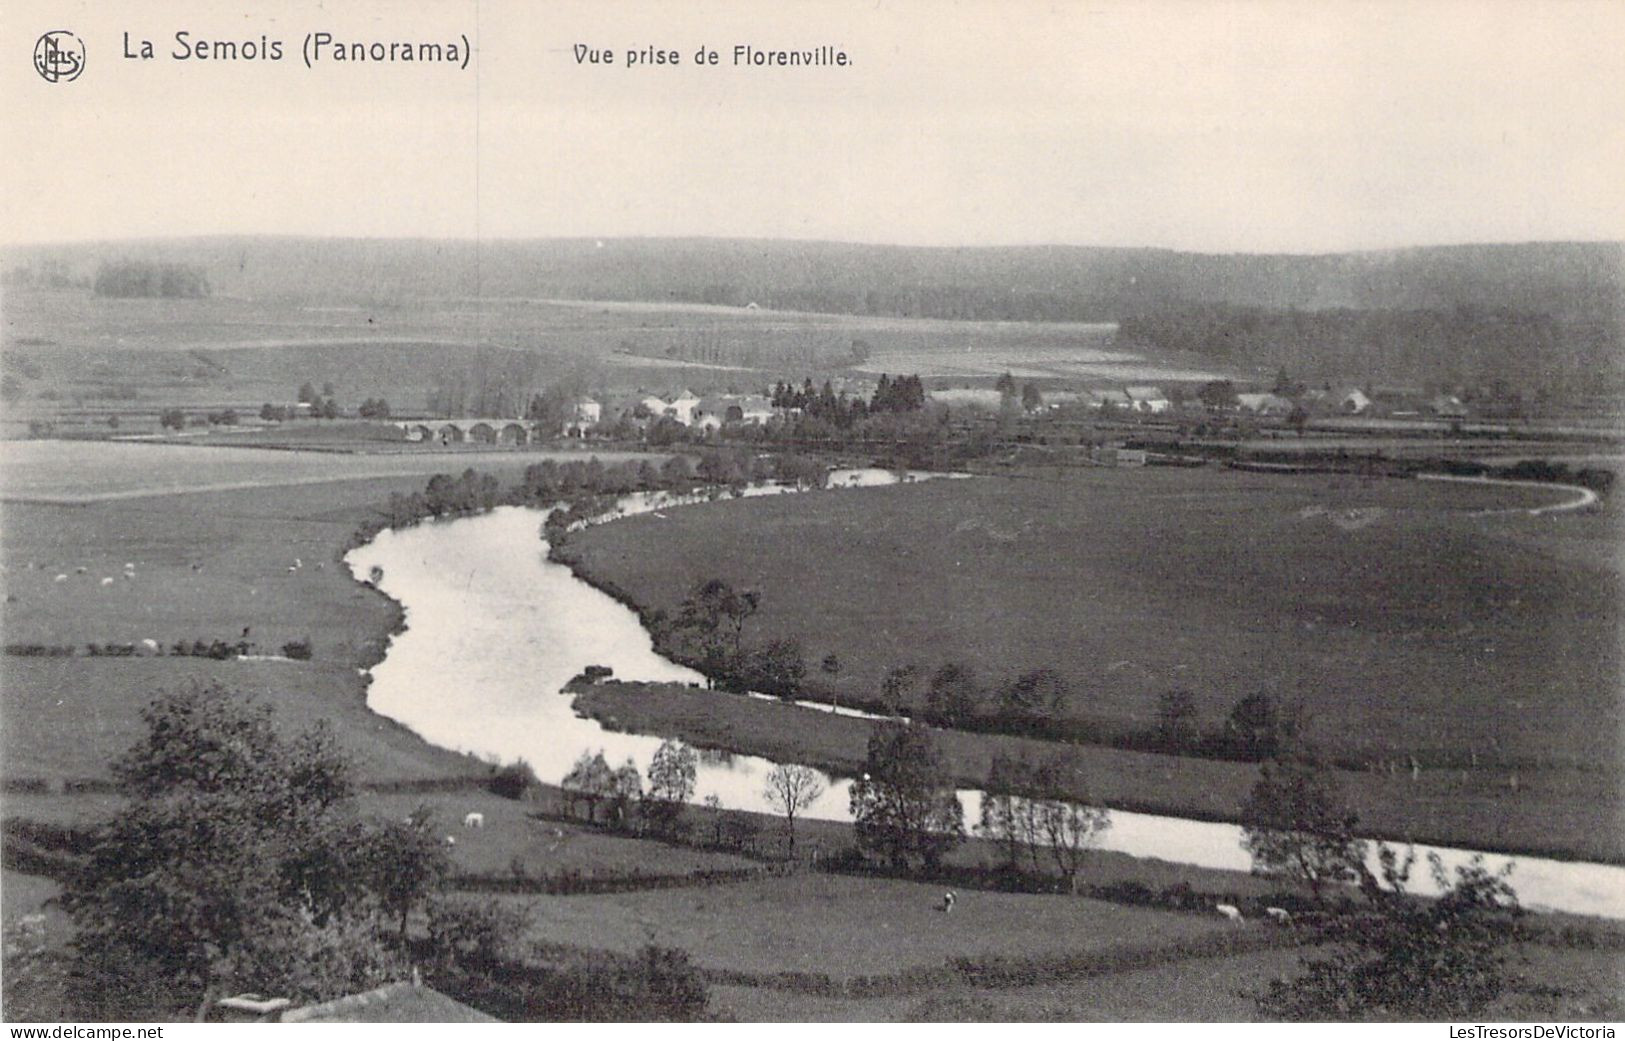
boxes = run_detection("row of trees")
[93,260,209,299]
[560,741,697,836]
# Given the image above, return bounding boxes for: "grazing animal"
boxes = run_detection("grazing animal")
[140,639,159,652]
[444,835,456,847]
[941,890,956,913]
[1216,904,1243,922]
[1265,907,1292,924]
[463,812,485,829]
[53,574,67,582]
[75,567,87,574]
[100,577,114,587]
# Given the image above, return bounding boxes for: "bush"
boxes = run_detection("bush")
[282,637,313,660]
[487,760,539,800]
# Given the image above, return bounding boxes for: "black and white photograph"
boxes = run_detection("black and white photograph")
[1,0,1621,1026]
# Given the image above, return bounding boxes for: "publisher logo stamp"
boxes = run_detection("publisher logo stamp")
[34,30,84,83]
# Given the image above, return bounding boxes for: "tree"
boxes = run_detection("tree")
[644,740,697,835]
[880,663,920,714]
[1240,755,1367,903]
[358,808,452,940]
[1223,692,1298,760]
[298,382,318,405]
[1028,758,1111,893]
[925,661,981,728]
[1155,689,1200,751]
[1198,379,1240,410]
[1021,383,1044,412]
[609,758,643,829]
[64,682,423,1019]
[749,637,806,698]
[977,754,1040,874]
[994,371,1017,398]
[820,653,842,712]
[1257,853,1522,1020]
[762,763,825,858]
[849,721,963,871]
[562,750,615,823]
[674,579,759,686]
[999,669,1067,733]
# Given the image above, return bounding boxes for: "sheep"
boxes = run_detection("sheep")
[940,890,957,913]
[444,835,457,847]
[1215,904,1243,922]
[53,574,67,582]
[100,577,114,587]
[1265,907,1292,924]
[74,566,87,575]
[463,812,485,829]
[140,638,159,653]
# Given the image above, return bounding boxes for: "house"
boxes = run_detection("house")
[667,390,702,425]
[1236,392,1295,416]
[222,980,496,1023]
[692,394,775,431]
[563,396,601,437]
[1093,389,1132,411]
[1336,387,1372,415]
[1124,386,1172,413]
[1304,386,1372,416]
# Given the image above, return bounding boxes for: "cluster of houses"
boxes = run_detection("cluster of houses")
[566,389,778,436]
[946,383,1469,421]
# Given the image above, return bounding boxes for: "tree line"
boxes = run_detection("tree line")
[92,260,210,299]
[1118,302,1621,392]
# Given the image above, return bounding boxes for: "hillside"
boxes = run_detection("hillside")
[3,236,1616,318]
[5,237,1620,387]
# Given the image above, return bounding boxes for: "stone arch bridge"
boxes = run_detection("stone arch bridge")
[396,419,543,444]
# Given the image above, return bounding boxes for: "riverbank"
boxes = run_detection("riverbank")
[570,679,1623,867]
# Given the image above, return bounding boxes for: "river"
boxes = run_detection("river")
[346,476,1625,920]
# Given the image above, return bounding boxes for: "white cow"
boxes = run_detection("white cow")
[463,812,485,829]
[1215,904,1243,922]
[1265,907,1292,924]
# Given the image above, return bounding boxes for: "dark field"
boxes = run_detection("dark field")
[563,468,1622,778]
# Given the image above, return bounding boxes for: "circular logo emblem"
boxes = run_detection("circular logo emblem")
[34,30,84,83]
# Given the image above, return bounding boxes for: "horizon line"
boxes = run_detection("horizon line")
[3,231,1622,260]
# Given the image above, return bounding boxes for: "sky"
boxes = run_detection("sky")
[3,0,1623,253]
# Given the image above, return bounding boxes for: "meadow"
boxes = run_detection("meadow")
[513,872,1235,978]
[561,467,1622,857]
[0,439,653,504]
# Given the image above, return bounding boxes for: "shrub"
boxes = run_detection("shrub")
[282,637,313,660]
[488,760,539,800]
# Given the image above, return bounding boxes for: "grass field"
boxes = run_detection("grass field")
[707,942,1624,1022]
[561,468,1622,774]
[0,440,653,503]
[512,872,1234,977]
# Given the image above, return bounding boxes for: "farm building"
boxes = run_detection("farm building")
[1236,392,1295,415]
[1124,386,1172,413]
